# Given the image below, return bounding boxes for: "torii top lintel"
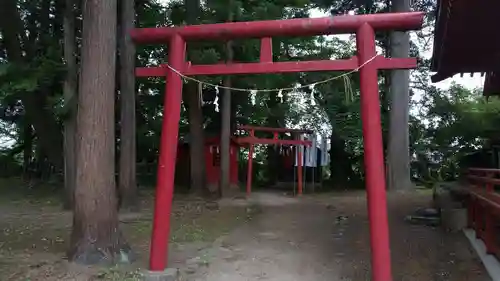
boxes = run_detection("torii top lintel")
[131,12,424,44]
[235,125,313,146]
[132,12,424,77]
[238,125,314,135]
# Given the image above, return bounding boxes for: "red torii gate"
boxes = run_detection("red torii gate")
[131,12,424,281]
[235,125,313,196]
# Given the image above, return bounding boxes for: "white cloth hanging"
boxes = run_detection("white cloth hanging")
[320,135,329,167]
[294,135,305,167]
[304,134,317,167]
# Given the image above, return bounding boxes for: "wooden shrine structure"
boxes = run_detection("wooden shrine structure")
[431,1,500,275]
[431,0,500,97]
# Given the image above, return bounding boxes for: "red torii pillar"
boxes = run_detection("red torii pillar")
[132,12,424,281]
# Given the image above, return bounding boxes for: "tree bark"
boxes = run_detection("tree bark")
[387,0,412,190]
[69,0,131,264]
[63,0,78,210]
[184,0,207,196]
[118,0,138,210]
[266,93,280,186]
[186,85,207,195]
[329,128,357,187]
[220,0,234,197]
[23,121,33,178]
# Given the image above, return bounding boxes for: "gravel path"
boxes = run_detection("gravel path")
[184,191,490,281]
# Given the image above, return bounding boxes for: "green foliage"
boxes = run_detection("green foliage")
[410,83,500,182]
[0,0,498,188]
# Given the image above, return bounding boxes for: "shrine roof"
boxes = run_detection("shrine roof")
[431,0,500,79]
[430,0,500,96]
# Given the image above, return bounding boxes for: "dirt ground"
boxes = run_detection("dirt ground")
[184,191,489,281]
[0,192,252,281]
[0,189,491,281]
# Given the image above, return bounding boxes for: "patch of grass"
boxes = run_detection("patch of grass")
[0,221,69,254]
[0,195,261,280]
[125,205,253,244]
[95,266,143,281]
[0,177,63,207]
[171,222,209,242]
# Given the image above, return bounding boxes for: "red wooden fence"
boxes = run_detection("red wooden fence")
[465,168,500,256]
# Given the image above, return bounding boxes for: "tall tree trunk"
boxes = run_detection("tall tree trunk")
[186,86,207,195]
[23,121,33,178]
[184,0,207,196]
[220,0,234,197]
[387,0,412,190]
[118,0,138,210]
[266,93,280,186]
[63,0,78,210]
[329,127,356,187]
[69,0,131,264]
[35,144,45,179]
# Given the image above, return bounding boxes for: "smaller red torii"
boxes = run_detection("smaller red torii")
[235,125,313,196]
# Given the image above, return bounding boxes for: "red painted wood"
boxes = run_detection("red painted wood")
[484,212,496,255]
[246,130,254,197]
[135,57,417,77]
[469,168,500,173]
[260,37,273,63]
[469,187,500,204]
[465,174,500,255]
[205,144,239,187]
[238,125,313,134]
[476,204,483,240]
[230,146,238,185]
[297,147,303,196]
[204,139,240,187]
[357,23,392,281]
[136,66,165,77]
[187,58,357,75]
[131,12,424,43]
[235,137,312,146]
[149,34,185,271]
[283,149,294,169]
[467,175,500,185]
